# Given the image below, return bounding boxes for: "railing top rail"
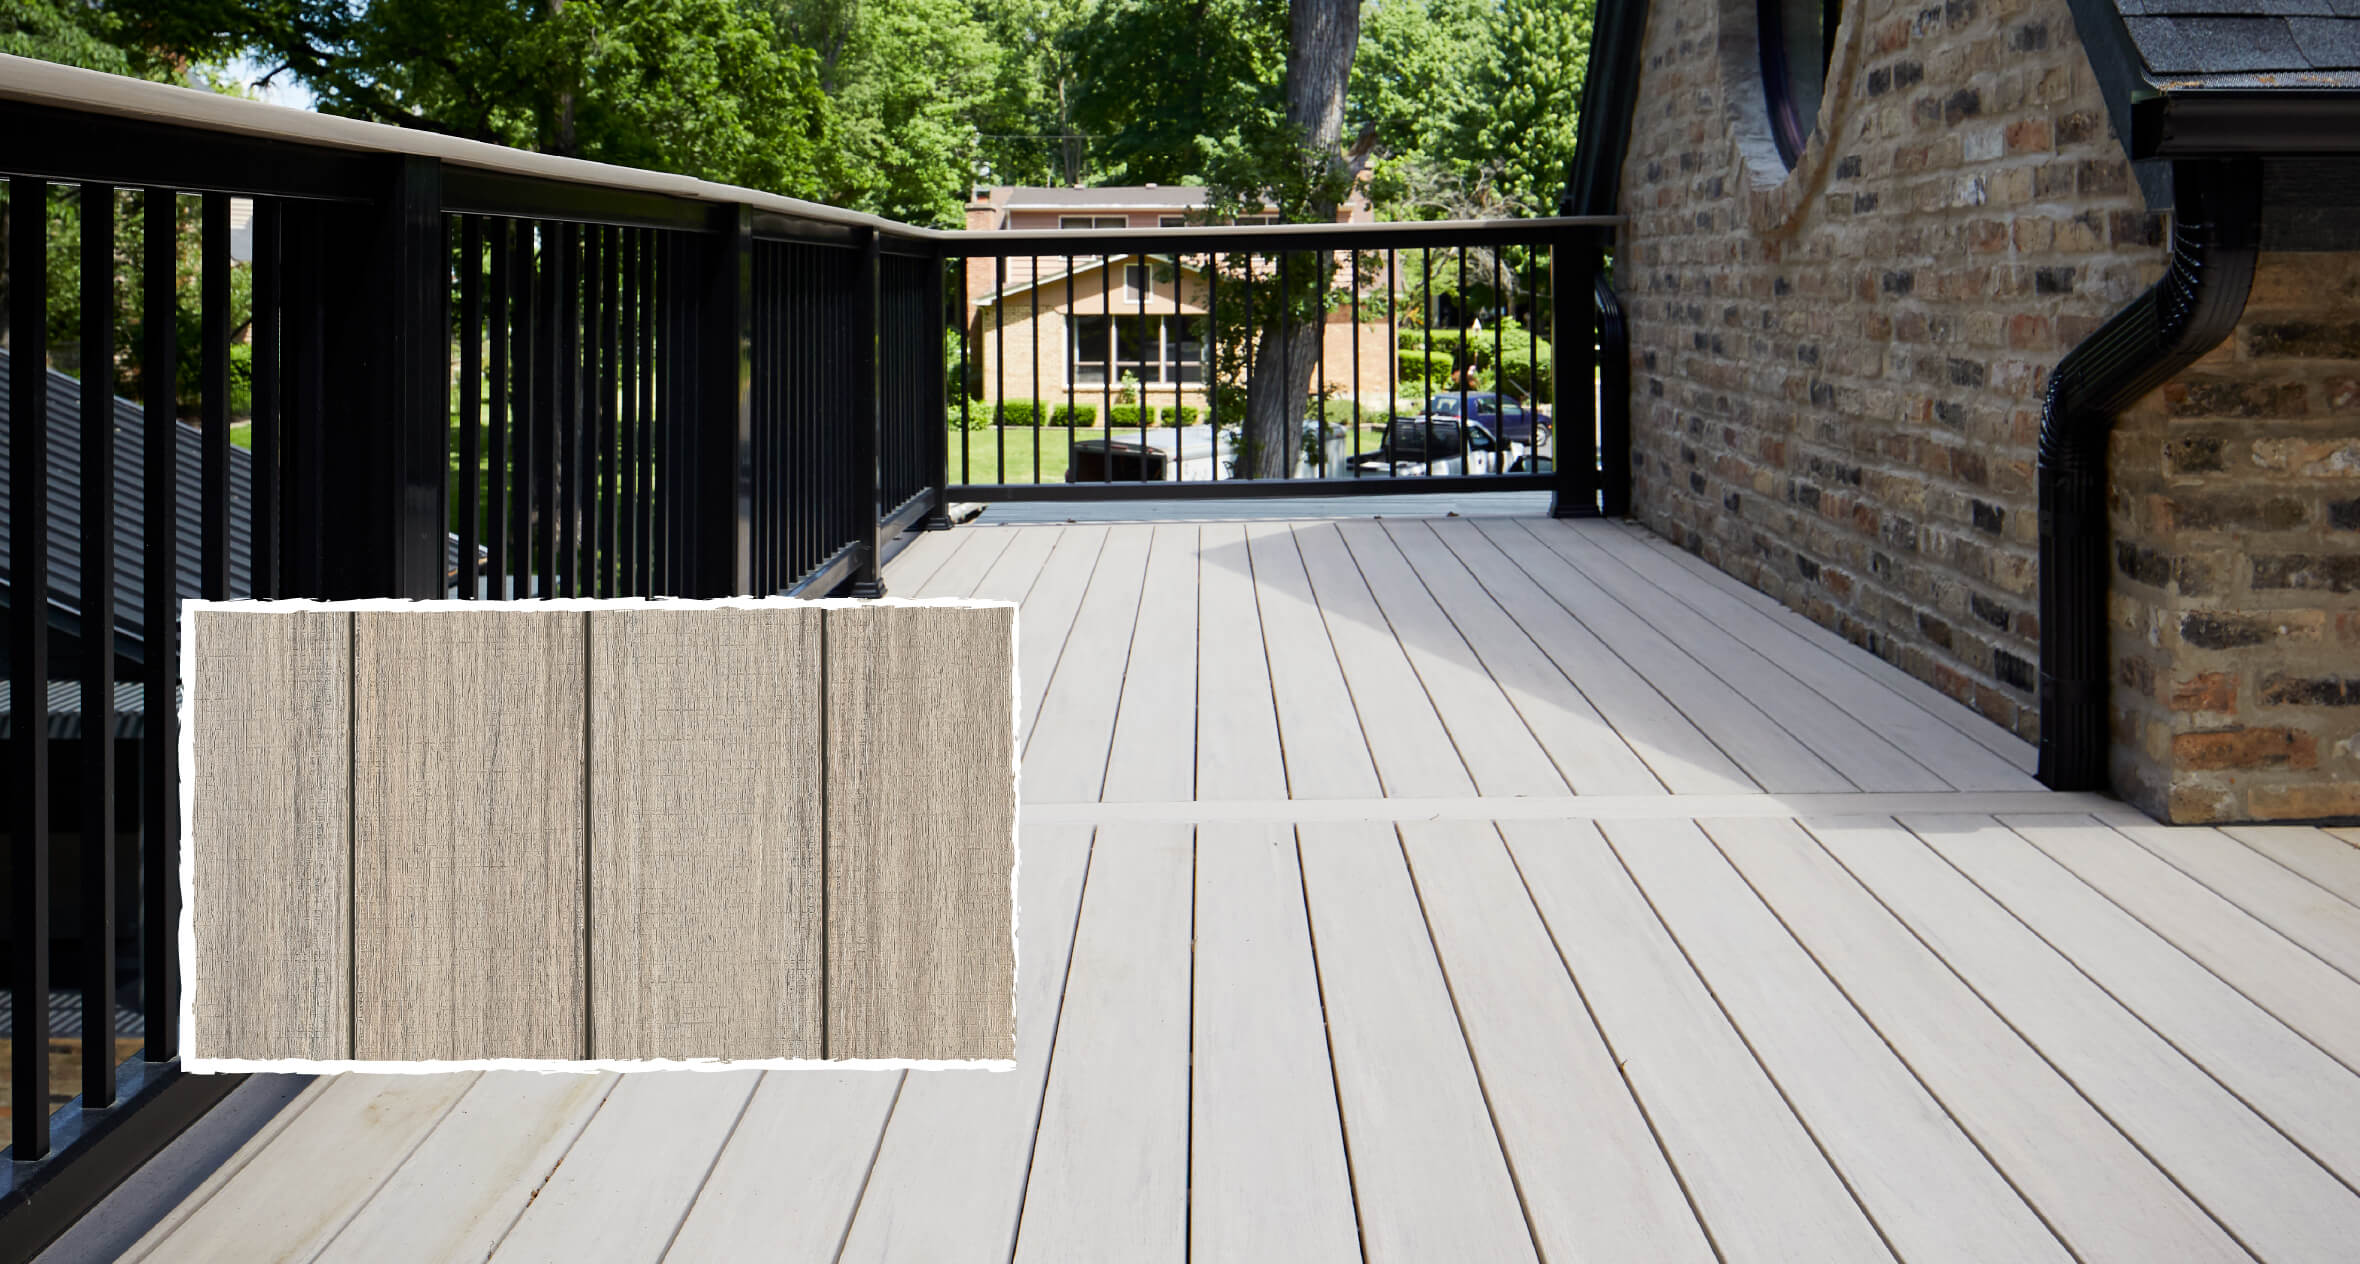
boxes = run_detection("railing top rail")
[0,54,932,241]
[0,54,1621,246]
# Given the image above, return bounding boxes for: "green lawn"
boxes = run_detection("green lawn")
[948,423,1396,486]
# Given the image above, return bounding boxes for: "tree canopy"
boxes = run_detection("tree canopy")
[38,0,1593,225]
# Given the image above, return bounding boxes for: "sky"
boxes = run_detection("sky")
[227,53,316,110]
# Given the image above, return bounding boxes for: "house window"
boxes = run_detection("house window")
[1760,0,1840,166]
[1160,215,1188,227]
[1232,214,1276,227]
[1124,264,1149,292]
[1059,215,1128,230]
[1069,314,1206,386]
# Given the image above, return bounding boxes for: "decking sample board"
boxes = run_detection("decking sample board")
[352,611,586,1060]
[183,599,1016,1066]
[824,602,1018,1059]
[188,608,354,1060]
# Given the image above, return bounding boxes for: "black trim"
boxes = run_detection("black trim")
[0,1063,246,1264]
[0,103,378,200]
[1596,273,1633,519]
[951,474,1564,502]
[1566,0,1652,214]
[2133,92,2360,159]
[2036,158,2261,791]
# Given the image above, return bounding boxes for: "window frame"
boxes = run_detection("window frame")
[1758,0,1842,167]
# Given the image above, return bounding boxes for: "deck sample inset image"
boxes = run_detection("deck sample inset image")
[183,599,1017,1067]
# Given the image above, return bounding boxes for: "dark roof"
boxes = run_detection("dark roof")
[999,186,1209,209]
[2114,0,2360,84]
[0,347,253,664]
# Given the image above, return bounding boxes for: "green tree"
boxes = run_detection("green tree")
[1451,0,1590,215]
[770,0,1002,226]
[126,0,832,196]
[1061,0,1286,188]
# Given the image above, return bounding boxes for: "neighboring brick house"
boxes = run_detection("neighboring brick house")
[957,186,1403,420]
[1569,0,2360,821]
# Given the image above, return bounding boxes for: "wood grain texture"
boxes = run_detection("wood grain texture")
[126,1073,477,1263]
[189,608,353,1060]
[835,825,1094,1263]
[824,603,1017,1059]
[1015,822,1193,1263]
[314,1071,617,1264]
[588,607,823,1059]
[351,611,585,1060]
[1702,816,2248,1263]
[665,1070,906,1262]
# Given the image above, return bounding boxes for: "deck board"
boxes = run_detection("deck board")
[147,512,2360,1264]
[1189,824,1361,1263]
[1012,823,1193,1262]
[1297,821,1538,1263]
[1505,818,1893,1263]
[1602,816,2070,1263]
[1916,814,2360,1188]
[1808,815,2360,1260]
[1399,820,1714,1261]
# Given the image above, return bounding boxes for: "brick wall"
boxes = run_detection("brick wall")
[2109,254,2360,821]
[1617,0,2360,821]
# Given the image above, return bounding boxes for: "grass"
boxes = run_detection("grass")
[948,422,1396,486]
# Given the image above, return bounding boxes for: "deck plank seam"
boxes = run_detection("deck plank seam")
[1493,824,1730,1264]
[1472,517,1851,794]
[1003,826,1101,1263]
[1430,520,1763,795]
[1574,522,2030,792]
[1518,519,1929,793]
[297,1072,486,1264]
[1903,815,2360,1201]
[1589,823,1910,1262]
[1611,522,2037,774]
[2005,814,2360,1083]
[1791,818,2269,1261]
[1387,519,1671,795]
[1393,825,1572,1259]
[2111,824,2360,991]
[1289,826,1374,1264]
[1692,819,2116,1264]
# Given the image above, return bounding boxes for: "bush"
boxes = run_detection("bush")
[1162,404,1201,427]
[1397,348,1456,386]
[993,399,1098,427]
[948,403,992,431]
[1109,403,1152,429]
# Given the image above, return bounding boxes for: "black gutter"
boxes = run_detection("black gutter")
[2036,157,2261,790]
[2133,92,2360,159]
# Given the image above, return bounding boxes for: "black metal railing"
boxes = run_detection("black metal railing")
[940,217,1615,510]
[0,53,1628,1258]
[0,56,950,1258]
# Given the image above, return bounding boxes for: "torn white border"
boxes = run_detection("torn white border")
[180,594,1021,1074]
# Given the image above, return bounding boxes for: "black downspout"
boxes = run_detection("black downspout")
[1595,272,1632,519]
[2036,158,2262,789]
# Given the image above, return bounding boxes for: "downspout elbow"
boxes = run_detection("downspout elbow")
[2035,159,2262,790]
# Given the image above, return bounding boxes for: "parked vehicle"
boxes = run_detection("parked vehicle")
[1415,392,1550,447]
[1346,416,1516,477]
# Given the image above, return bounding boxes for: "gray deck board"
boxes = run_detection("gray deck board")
[141,514,2360,1264]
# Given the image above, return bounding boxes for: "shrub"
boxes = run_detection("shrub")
[1161,404,1201,427]
[994,399,1098,427]
[1109,403,1152,429]
[948,403,992,431]
[1397,349,1456,386]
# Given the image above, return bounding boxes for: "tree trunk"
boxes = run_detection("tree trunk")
[1237,0,1362,480]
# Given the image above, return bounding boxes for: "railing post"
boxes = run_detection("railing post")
[301,155,448,597]
[10,175,56,1160]
[851,226,887,595]
[924,246,953,530]
[1550,228,1601,518]
[695,203,755,597]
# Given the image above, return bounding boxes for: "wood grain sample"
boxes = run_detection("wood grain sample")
[351,610,586,1059]
[824,604,1016,1059]
[588,607,825,1059]
[188,608,352,1060]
